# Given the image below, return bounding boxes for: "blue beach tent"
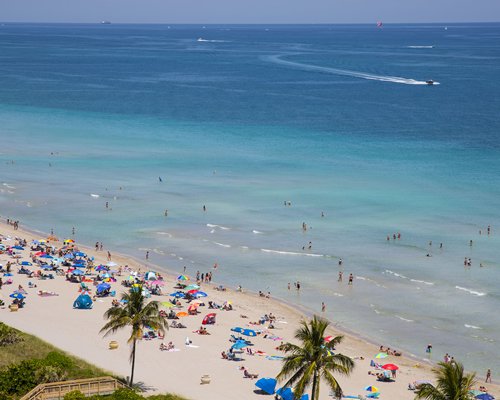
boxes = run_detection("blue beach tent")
[73,294,93,309]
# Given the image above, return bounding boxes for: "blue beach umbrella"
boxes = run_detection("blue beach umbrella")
[40,254,53,259]
[41,265,53,270]
[72,263,86,268]
[231,340,250,350]
[255,377,277,394]
[95,265,108,271]
[10,292,25,299]
[71,269,85,276]
[64,253,74,259]
[367,393,380,399]
[74,252,86,257]
[276,387,309,400]
[242,328,257,337]
[12,246,24,250]
[193,291,208,298]
[97,283,111,292]
[21,261,32,266]
[231,327,244,333]
[476,394,495,400]
[170,291,186,298]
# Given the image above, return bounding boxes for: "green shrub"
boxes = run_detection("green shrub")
[0,323,23,347]
[63,390,87,400]
[111,389,143,400]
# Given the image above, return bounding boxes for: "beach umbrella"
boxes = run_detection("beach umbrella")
[161,301,175,308]
[151,280,165,286]
[41,265,53,270]
[40,254,53,259]
[64,239,75,244]
[324,335,334,343]
[364,386,379,392]
[367,393,380,399]
[35,252,46,256]
[382,363,399,371]
[64,253,74,259]
[12,246,25,250]
[176,311,188,318]
[242,328,257,337]
[255,377,277,394]
[107,262,118,267]
[10,292,25,299]
[74,252,86,257]
[375,352,388,359]
[170,291,186,298]
[187,289,199,295]
[476,394,495,400]
[194,291,208,298]
[177,275,189,281]
[232,340,250,350]
[184,284,199,290]
[72,263,86,268]
[276,387,309,400]
[71,269,85,276]
[97,283,111,292]
[231,327,244,333]
[20,261,32,266]
[95,265,108,272]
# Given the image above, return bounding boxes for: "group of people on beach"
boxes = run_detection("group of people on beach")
[6,219,19,230]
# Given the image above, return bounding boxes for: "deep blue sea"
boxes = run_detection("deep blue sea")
[1,23,499,373]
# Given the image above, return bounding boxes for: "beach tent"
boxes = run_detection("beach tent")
[255,377,277,395]
[97,282,111,293]
[202,313,216,325]
[73,294,93,309]
[145,271,156,281]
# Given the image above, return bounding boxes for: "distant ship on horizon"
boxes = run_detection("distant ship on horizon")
[101,21,111,24]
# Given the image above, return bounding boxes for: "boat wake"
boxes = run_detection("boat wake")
[408,45,434,49]
[262,54,439,85]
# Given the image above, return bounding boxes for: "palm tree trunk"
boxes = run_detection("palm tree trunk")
[130,338,136,386]
[311,373,318,400]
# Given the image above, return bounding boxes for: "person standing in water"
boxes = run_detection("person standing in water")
[348,274,354,285]
[338,271,343,282]
[321,302,326,312]
[146,251,149,260]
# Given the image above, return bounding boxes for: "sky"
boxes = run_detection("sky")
[1,0,499,24]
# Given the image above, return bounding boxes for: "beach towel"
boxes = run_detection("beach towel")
[186,344,199,348]
[265,355,284,361]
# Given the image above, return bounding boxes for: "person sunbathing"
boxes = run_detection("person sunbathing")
[243,368,259,379]
[221,351,228,359]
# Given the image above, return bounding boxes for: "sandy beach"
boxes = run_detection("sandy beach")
[1,221,498,400]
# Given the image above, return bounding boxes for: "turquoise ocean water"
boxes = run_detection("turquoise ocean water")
[1,23,499,373]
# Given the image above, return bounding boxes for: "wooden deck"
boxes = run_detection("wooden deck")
[20,376,126,400]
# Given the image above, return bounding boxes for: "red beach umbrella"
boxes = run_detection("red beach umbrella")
[382,363,399,371]
[187,289,198,295]
[324,336,334,343]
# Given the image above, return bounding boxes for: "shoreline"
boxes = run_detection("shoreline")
[1,219,498,399]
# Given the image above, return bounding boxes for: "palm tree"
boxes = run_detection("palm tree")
[100,288,167,386]
[276,315,354,400]
[415,361,476,400]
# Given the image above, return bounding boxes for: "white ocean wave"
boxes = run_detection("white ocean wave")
[455,286,486,296]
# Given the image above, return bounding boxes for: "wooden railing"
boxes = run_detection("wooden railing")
[20,376,126,400]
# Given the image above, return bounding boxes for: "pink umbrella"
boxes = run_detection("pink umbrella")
[151,280,165,286]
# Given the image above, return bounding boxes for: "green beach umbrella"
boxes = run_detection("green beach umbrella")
[161,301,175,308]
[375,352,388,359]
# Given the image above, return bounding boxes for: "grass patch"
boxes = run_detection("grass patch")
[0,323,106,377]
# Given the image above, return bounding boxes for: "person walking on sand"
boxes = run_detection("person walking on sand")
[486,369,492,383]
[107,251,111,261]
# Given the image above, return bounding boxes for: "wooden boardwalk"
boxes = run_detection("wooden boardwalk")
[20,376,126,400]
